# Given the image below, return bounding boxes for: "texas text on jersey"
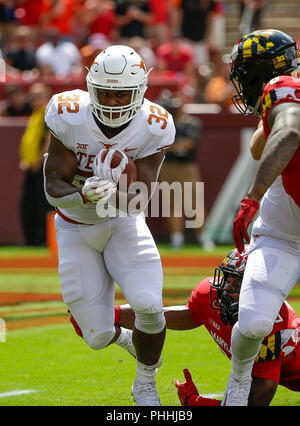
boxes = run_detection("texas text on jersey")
[44,90,175,224]
[187,277,300,391]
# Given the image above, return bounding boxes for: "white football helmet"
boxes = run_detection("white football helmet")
[86,45,151,128]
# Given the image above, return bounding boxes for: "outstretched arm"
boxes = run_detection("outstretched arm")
[117,304,198,331]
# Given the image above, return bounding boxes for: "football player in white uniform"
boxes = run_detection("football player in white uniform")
[43,45,175,406]
[222,30,300,406]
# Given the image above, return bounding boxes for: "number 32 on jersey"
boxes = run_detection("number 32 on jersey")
[57,94,80,114]
[147,105,168,129]
[57,95,169,131]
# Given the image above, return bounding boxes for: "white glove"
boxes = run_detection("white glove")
[93,149,128,184]
[82,177,116,204]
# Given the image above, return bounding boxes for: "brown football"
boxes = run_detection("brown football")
[101,149,137,186]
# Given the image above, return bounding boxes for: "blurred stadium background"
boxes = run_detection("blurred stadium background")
[0,0,299,406]
[0,0,299,246]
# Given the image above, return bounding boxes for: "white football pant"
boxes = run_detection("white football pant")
[55,214,164,350]
[230,235,300,381]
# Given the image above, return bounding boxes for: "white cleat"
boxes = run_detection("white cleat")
[221,375,252,406]
[131,383,161,406]
[116,329,136,358]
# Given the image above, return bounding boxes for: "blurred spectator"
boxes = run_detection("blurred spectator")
[174,0,215,69]
[128,35,157,68]
[4,25,36,71]
[156,36,194,73]
[72,0,115,47]
[16,0,43,27]
[0,0,17,43]
[80,32,110,70]
[115,0,154,41]
[204,70,234,108]
[147,0,170,44]
[208,0,227,75]
[19,82,52,246]
[171,0,215,99]
[0,83,32,116]
[35,27,81,77]
[71,0,95,46]
[156,36,197,97]
[0,34,4,82]
[87,0,116,40]
[159,91,215,251]
[239,0,267,36]
[39,0,77,40]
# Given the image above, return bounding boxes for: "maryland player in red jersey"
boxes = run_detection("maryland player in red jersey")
[103,249,300,406]
[222,29,300,405]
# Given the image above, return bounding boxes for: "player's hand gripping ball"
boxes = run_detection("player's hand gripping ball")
[93,148,137,187]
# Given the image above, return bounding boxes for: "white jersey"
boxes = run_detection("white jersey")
[255,75,300,243]
[254,176,300,242]
[44,89,175,224]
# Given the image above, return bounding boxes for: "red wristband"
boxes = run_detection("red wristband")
[114,305,121,325]
[188,395,221,406]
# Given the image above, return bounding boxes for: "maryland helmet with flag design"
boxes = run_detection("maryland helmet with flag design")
[229,29,299,115]
[210,248,248,325]
[86,45,151,127]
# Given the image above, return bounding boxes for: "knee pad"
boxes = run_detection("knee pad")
[71,304,115,350]
[130,291,162,314]
[130,290,165,334]
[135,311,166,334]
[239,319,273,340]
[83,329,115,350]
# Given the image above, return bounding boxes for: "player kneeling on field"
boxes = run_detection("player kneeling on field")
[82,249,299,406]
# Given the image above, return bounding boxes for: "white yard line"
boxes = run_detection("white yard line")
[0,389,37,398]
[202,393,223,399]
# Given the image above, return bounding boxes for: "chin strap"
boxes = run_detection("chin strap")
[249,82,266,116]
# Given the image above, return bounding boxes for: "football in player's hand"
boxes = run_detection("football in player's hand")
[101,149,137,186]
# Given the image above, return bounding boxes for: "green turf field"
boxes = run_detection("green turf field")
[1,321,299,406]
[0,245,299,406]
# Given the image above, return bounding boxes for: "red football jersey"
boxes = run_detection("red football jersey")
[187,278,300,390]
[261,75,300,209]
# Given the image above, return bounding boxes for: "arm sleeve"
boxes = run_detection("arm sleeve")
[186,286,204,327]
[137,109,176,159]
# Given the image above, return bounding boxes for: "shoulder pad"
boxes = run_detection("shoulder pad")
[142,98,175,137]
[46,89,90,128]
[194,277,214,294]
[261,75,300,117]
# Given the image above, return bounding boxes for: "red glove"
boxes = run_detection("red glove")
[175,369,220,406]
[188,395,220,406]
[175,369,199,406]
[233,197,259,253]
[114,305,121,325]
